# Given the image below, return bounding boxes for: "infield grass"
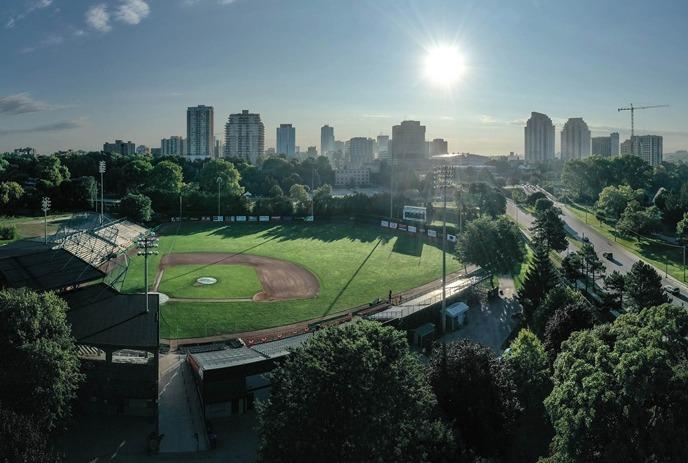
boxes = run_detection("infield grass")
[121,220,461,338]
[158,264,262,299]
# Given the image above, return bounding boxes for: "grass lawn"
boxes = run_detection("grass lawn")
[513,244,533,291]
[0,214,71,244]
[158,264,262,299]
[121,220,461,338]
[567,203,687,284]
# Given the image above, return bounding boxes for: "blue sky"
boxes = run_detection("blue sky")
[1,0,687,155]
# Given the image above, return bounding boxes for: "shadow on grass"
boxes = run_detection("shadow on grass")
[392,234,423,257]
[323,239,382,317]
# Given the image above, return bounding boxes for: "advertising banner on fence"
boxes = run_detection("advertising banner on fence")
[389,222,398,229]
[447,234,457,243]
[398,224,408,231]
[213,216,224,222]
[271,216,281,221]
[427,229,437,238]
[381,220,389,227]
[248,216,258,222]
[236,215,247,222]
[408,225,417,233]
[402,206,427,223]
[259,216,270,222]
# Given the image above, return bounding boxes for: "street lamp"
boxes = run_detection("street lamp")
[434,164,456,335]
[99,161,106,225]
[137,232,159,313]
[41,196,51,245]
[216,176,222,217]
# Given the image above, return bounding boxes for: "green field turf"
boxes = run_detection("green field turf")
[0,214,71,244]
[158,264,262,299]
[121,221,461,338]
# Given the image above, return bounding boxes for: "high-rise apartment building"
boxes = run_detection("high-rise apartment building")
[429,138,449,156]
[306,146,318,158]
[524,112,555,163]
[186,105,214,159]
[320,125,335,157]
[621,135,663,166]
[560,118,591,160]
[391,121,426,163]
[103,140,136,155]
[348,137,374,168]
[276,124,296,157]
[376,135,390,160]
[592,136,612,157]
[224,110,265,163]
[610,132,620,157]
[161,136,186,156]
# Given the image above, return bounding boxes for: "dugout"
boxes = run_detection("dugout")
[188,333,312,419]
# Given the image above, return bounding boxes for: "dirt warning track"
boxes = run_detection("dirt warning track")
[157,252,320,301]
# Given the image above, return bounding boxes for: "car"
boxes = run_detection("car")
[664,286,681,296]
[603,252,613,260]
[582,236,590,243]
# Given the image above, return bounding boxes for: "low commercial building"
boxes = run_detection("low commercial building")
[334,168,370,187]
[103,140,136,155]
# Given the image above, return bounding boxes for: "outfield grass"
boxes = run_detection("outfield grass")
[158,264,262,299]
[567,204,687,284]
[121,221,461,338]
[0,214,71,244]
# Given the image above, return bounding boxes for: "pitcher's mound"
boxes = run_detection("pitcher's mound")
[160,252,320,301]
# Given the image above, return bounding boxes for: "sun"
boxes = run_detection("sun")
[423,45,466,88]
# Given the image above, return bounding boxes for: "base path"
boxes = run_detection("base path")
[157,252,320,301]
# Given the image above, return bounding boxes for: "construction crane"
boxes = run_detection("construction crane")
[617,103,669,138]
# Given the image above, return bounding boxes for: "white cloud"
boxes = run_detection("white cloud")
[218,0,238,4]
[5,0,54,29]
[86,4,111,32]
[0,119,86,135]
[115,0,150,25]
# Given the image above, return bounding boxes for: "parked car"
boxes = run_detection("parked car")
[582,236,590,243]
[603,252,613,260]
[664,285,681,296]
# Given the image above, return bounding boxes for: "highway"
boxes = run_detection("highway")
[506,198,687,307]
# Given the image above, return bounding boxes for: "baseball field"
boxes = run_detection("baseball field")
[121,220,461,339]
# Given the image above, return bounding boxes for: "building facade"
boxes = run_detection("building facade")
[320,125,335,158]
[103,140,136,155]
[276,124,296,157]
[225,110,265,164]
[524,112,555,163]
[429,138,448,156]
[161,136,186,156]
[560,118,591,160]
[391,121,426,163]
[610,132,620,157]
[592,136,612,157]
[623,135,663,166]
[186,105,214,159]
[334,168,370,186]
[376,135,390,160]
[348,137,374,168]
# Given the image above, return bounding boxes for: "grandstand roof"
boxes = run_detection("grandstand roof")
[0,245,105,291]
[63,284,158,349]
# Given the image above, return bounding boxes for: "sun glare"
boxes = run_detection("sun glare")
[423,45,466,88]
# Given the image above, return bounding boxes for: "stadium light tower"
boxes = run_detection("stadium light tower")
[434,164,456,335]
[41,196,51,245]
[137,232,159,313]
[216,176,222,217]
[99,161,106,225]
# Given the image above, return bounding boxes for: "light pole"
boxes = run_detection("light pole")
[216,177,222,217]
[41,196,51,245]
[99,161,106,225]
[434,164,455,335]
[310,167,315,220]
[389,154,394,220]
[137,232,159,314]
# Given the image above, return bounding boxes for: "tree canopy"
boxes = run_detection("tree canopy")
[257,321,454,463]
[456,216,524,274]
[624,260,669,311]
[198,159,244,196]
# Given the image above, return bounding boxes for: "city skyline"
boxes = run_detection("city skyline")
[1,0,687,155]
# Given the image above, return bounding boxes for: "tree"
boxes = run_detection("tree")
[257,321,456,463]
[533,197,554,213]
[0,181,24,207]
[561,252,583,283]
[0,289,82,431]
[429,340,520,459]
[0,408,61,462]
[676,211,688,245]
[543,301,595,364]
[149,160,183,193]
[517,242,558,328]
[603,270,625,310]
[120,192,153,222]
[198,159,244,196]
[503,330,553,462]
[579,243,605,290]
[268,184,284,197]
[456,216,524,274]
[532,285,584,337]
[531,204,568,252]
[121,158,153,192]
[623,260,669,311]
[545,304,688,462]
[618,200,661,236]
[289,184,310,214]
[595,184,643,220]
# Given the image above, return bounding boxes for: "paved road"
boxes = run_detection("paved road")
[506,199,687,307]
